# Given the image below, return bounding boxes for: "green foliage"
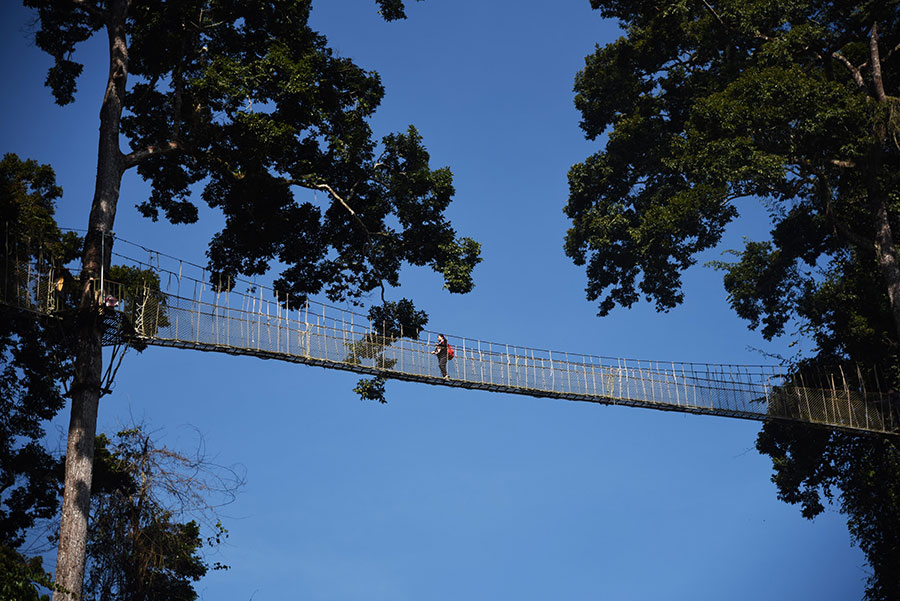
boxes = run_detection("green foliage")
[569,3,900,598]
[438,236,482,294]
[0,153,78,264]
[353,376,388,404]
[367,298,429,340]
[0,544,54,601]
[375,0,421,21]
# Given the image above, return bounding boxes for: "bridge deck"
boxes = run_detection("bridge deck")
[133,291,896,435]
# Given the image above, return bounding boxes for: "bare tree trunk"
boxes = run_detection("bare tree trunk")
[53,2,130,598]
[53,308,103,601]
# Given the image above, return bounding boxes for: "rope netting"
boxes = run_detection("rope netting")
[3,241,899,435]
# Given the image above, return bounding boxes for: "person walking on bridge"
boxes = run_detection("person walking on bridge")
[432,334,450,378]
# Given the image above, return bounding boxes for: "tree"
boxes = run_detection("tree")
[0,154,79,600]
[21,1,480,598]
[82,426,242,601]
[565,2,899,598]
[0,153,235,599]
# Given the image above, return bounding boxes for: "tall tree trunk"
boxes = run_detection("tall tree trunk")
[873,196,900,342]
[866,22,900,343]
[53,2,130,598]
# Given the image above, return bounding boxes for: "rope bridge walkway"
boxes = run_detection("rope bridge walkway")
[4,243,898,436]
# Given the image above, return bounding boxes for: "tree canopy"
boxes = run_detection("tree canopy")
[567,1,898,338]
[566,2,899,598]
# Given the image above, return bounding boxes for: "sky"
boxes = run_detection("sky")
[0,1,870,600]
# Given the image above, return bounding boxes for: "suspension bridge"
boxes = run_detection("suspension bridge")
[3,240,898,436]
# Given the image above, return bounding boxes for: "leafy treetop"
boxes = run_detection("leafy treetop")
[566,0,899,348]
[25,0,480,305]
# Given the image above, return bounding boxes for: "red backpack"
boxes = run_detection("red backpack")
[447,344,455,360]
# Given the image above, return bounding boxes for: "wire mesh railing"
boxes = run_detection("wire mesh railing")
[3,248,899,436]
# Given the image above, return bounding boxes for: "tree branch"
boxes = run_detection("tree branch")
[122,141,181,169]
[699,0,726,27]
[870,23,887,103]
[831,51,867,91]
[314,182,361,221]
[290,179,393,301]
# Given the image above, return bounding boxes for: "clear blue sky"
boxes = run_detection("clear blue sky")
[2,1,868,599]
